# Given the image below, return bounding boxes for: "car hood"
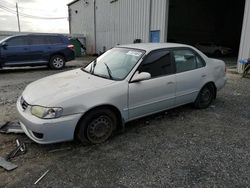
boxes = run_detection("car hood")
[22,68,115,106]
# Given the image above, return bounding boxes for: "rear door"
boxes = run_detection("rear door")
[47,36,65,53]
[28,36,47,63]
[128,49,176,120]
[1,36,31,66]
[172,48,206,106]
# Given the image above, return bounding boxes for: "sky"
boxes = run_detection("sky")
[0,0,72,33]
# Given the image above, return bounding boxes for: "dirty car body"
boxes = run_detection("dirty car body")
[17,43,227,144]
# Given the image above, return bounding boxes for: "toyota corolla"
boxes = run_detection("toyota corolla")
[16,43,227,144]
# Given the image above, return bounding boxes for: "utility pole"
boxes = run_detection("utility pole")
[16,2,21,32]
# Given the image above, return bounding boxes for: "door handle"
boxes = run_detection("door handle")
[202,74,207,78]
[167,81,174,85]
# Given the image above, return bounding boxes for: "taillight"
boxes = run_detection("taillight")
[67,44,74,51]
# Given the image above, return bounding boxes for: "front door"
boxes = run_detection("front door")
[128,49,176,120]
[2,36,31,66]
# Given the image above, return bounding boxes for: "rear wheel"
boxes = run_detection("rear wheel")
[194,84,215,109]
[214,50,222,57]
[77,109,117,145]
[49,55,65,69]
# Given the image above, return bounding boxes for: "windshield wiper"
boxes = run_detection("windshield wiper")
[90,59,97,74]
[103,62,113,80]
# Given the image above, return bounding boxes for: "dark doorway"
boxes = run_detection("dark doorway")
[167,0,245,58]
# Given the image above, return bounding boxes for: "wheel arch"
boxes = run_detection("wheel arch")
[49,52,66,62]
[201,81,217,99]
[74,104,124,140]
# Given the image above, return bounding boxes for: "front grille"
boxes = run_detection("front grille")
[20,97,29,110]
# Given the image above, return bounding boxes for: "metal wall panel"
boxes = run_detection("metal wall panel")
[69,0,168,54]
[96,0,151,53]
[69,0,95,54]
[238,0,250,72]
[150,0,168,42]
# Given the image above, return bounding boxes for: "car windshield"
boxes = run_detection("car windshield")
[83,48,145,80]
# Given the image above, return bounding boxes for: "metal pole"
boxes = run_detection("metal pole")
[93,0,97,54]
[148,0,152,42]
[16,2,21,32]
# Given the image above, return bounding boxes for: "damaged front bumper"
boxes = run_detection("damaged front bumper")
[16,97,82,144]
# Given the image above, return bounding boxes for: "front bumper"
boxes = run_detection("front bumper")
[16,97,82,144]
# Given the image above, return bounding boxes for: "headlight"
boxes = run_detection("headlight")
[31,106,63,119]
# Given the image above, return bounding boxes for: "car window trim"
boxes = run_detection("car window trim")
[129,48,175,83]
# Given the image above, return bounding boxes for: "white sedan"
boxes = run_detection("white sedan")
[17,43,227,144]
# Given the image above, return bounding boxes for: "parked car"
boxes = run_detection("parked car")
[0,34,75,69]
[17,43,227,144]
[195,43,233,56]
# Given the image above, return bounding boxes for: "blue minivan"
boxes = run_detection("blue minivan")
[0,34,75,69]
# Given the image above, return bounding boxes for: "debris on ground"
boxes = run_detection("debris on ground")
[6,139,27,160]
[0,139,27,171]
[48,147,72,153]
[0,157,18,171]
[34,170,50,185]
[0,122,24,134]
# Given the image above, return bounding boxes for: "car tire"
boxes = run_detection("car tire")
[194,84,215,109]
[214,50,222,57]
[77,109,118,145]
[49,55,65,69]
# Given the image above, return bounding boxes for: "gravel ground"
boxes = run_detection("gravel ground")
[0,57,249,188]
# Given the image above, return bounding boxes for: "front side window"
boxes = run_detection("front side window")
[138,49,172,78]
[173,49,205,73]
[7,36,29,46]
[83,48,145,80]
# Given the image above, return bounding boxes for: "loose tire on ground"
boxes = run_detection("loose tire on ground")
[77,109,118,145]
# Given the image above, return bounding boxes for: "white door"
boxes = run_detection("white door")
[173,49,207,106]
[128,49,176,120]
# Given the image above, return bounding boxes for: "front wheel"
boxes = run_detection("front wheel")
[77,109,118,145]
[194,84,215,109]
[49,55,65,69]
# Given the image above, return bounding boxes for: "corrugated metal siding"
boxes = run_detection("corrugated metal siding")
[238,0,250,72]
[151,0,167,42]
[69,0,168,54]
[96,0,151,53]
[69,0,95,54]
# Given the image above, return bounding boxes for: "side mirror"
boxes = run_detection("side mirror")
[1,42,8,49]
[131,72,151,82]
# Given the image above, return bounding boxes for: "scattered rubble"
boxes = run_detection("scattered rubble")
[0,122,24,134]
[0,139,27,171]
[34,170,50,185]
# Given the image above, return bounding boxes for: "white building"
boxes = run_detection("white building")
[68,0,250,71]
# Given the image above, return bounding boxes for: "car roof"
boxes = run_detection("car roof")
[118,43,192,52]
[8,34,65,38]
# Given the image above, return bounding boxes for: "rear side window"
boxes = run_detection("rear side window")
[30,36,48,45]
[173,49,205,73]
[7,36,29,46]
[138,49,173,78]
[48,36,64,44]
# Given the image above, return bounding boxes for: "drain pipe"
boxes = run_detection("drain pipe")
[93,0,97,54]
[148,0,152,42]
